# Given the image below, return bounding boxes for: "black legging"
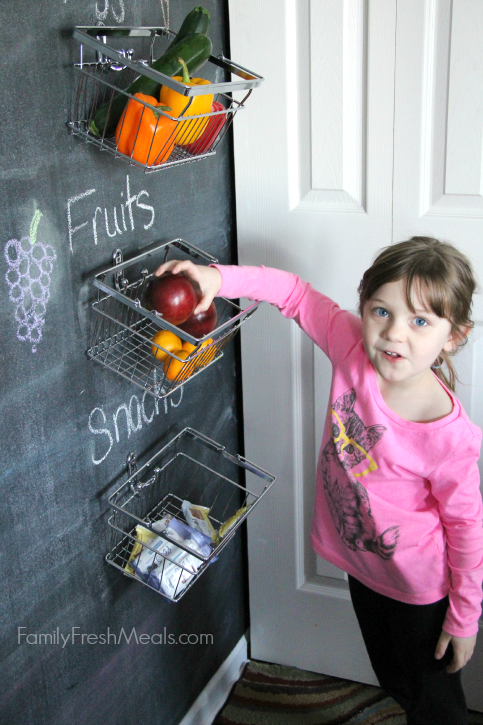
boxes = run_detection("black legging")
[348,575,468,725]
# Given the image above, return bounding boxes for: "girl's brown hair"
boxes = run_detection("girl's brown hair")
[357,237,477,391]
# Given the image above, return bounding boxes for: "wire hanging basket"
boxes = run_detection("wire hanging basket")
[106,428,276,601]
[87,239,261,399]
[68,26,263,172]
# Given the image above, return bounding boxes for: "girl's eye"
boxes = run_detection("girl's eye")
[414,317,428,327]
[374,307,389,318]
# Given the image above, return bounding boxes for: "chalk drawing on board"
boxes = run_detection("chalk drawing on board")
[4,210,57,353]
[95,0,125,23]
[160,0,170,28]
[88,385,184,465]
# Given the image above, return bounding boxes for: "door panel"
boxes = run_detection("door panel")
[229,0,396,683]
[418,0,483,215]
[305,0,367,210]
[444,1,483,197]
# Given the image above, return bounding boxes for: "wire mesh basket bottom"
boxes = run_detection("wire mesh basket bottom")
[87,297,237,399]
[106,527,212,603]
[106,428,276,602]
[70,62,240,172]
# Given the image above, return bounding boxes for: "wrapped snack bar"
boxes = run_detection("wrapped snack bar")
[182,500,217,541]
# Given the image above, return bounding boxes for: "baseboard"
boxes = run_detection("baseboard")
[179,634,248,725]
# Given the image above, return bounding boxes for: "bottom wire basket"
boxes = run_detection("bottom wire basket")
[106,428,276,602]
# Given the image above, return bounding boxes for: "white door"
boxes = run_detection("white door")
[392,0,483,706]
[228,0,483,709]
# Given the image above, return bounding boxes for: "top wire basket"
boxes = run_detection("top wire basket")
[68,26,263,172]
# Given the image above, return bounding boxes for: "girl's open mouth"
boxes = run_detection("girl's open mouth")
[382,350,403,361]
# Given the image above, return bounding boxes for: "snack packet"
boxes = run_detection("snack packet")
[124,515,176,574]
[182,501,216,541]
[124,524,161,575]
[126,514,215,599]
[165,516,214,558]
[129,533,203,597]
[213,505,250,544]
[156,551,201,598]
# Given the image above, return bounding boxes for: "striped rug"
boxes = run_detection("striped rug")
[214,659,483,724]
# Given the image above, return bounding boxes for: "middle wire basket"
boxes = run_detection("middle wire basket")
[87,239,261,399]
[106,427,276,601]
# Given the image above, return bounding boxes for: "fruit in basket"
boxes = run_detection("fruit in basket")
[195,337,217,366]
[180,101,227,155]
[182,337,215,358]
[183,337,217,368]
[164,338,216,382]
[145,272,198,325]
[179,301,217,337]
[182,340,197,354]
[151,329,182,361]
[163,349,192,381]
[89,32,213,138]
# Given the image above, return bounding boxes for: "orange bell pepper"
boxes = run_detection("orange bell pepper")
[115,93,176,166]
[159,57,214,145]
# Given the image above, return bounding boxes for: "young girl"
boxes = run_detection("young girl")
[155,237,483,725]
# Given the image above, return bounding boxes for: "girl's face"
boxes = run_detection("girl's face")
[362,278,457,389]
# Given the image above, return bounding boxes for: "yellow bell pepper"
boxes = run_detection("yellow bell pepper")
[159,57,214,145]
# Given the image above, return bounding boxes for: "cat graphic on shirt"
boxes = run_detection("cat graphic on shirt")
[320,388,400,560]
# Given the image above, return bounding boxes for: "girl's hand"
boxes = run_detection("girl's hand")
[153,260,222,315]
[434,629,477,673]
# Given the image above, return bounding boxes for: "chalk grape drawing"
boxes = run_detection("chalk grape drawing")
[4,211,57,353]
[94,0,125,22]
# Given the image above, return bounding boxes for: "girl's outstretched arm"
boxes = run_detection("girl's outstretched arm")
[434,629,477,673]
[153,260,222,314]
[153,261,362,362]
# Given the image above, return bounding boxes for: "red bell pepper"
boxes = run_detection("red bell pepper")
[180,101,227,155]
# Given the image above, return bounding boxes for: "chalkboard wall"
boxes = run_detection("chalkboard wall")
[0,2,248,723]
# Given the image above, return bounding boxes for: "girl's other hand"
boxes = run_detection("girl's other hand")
[153,260,222,315]
[434,629,477,673]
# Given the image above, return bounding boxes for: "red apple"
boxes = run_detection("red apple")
[145,273,197,326]
[179,301,217,338]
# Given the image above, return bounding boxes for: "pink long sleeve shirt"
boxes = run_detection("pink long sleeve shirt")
[215,264,483,637]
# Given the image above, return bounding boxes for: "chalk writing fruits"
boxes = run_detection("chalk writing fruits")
[163,349,192,381]
[145,273,198,326]
[179,301,217,338]
[151,330,182,361]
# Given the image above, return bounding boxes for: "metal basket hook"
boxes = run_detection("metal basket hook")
[113,248,128,292]
[127,452,139,494]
